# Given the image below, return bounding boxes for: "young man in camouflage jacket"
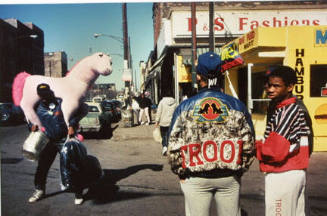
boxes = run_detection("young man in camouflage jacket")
[167,52,255,216]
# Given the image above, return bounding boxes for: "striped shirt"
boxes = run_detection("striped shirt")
[265,100,311,148]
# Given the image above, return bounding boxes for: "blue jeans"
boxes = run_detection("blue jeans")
[160,126,169,148]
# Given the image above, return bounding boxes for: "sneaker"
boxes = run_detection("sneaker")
[28,189,45,203]
[146,122,150,125]
[141,122,145,125]
[74,198,84,205]
[74,192,84,205]
[162,146,168,156]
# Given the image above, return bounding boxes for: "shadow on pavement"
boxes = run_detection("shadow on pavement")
[84,164,163,204]
[81,124,119,140]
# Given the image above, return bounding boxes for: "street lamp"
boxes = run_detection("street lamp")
[93,33,123,44]
[93,32,133,84]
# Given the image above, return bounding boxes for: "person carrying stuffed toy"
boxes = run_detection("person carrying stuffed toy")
[28,83,88,205]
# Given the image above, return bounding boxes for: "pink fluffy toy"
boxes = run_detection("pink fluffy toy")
[12,52,113,129]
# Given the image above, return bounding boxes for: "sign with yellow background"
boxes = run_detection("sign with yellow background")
[177,55,192,83]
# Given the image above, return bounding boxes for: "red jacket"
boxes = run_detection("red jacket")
[256,97,311,173]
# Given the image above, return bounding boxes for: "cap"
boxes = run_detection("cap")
[196,51,222,78]
[37,83,54,99]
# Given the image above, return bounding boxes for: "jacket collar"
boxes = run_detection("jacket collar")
[276,97,296,109]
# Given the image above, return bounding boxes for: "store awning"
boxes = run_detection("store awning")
[221,27,287,72]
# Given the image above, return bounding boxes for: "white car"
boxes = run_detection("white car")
[78,102,111,136]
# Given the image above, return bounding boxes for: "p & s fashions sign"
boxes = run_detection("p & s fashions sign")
[171,10,327,38]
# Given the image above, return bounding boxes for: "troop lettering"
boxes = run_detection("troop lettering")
[180,140,243,168]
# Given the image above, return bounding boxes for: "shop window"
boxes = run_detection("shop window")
[310,65,327,97]
[252,72,269,114]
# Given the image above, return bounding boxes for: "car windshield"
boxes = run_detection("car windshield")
[0,104,11,111]
[88,106,99,112]
[101,102,113,111]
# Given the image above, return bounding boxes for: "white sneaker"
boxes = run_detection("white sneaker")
[162,147,168,156]
[74,198,84,205]
[146,122,150,125]
[141,122,145,125]
[28,189,45,203]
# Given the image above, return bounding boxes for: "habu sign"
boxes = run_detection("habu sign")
[172,10,327,38]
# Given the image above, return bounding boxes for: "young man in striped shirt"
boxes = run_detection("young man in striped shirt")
[256,65,313,216]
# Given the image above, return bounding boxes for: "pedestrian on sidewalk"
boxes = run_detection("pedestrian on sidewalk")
[256,65,313,216]
[167,52,255,216]
[27,83,88,205]
[132,95,140,125]
[155,90,177,156]
[137,92,152,125]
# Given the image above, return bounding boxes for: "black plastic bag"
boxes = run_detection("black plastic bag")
[60,138,87,191]
[60,138,102,191]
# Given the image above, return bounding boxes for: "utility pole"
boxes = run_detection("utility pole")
[209,2,214,52]
[122,3,133,127]
[191,2,197,91]
[123,3,129,87]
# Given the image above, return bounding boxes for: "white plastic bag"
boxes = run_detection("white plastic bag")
[153,127,162,143]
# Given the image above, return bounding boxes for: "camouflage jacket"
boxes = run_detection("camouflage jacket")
[167,88,255,179]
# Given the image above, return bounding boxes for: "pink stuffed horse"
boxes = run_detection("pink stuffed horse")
[12,52,112,129]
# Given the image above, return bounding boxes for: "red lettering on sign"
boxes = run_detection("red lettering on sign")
[214,17,225,31]
[187,18,197,32]
[239,17,248,31]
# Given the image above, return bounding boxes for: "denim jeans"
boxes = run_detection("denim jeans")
[160,126,169,148]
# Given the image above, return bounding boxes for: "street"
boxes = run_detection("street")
[1,123,327,216]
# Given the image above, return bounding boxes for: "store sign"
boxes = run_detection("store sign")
[294,49,305,100]
[171,10,327,38]
[177,55,192,83]
[315,29,327,47]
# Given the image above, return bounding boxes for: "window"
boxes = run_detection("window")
[310,65,327,97]
[88,106,99,112]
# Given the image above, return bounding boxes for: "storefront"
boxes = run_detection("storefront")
[222,25,327,151]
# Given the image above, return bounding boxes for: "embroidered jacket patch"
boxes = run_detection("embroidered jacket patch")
[193,97,229,123]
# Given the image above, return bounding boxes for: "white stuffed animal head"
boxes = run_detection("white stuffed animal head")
[91,52,113,76]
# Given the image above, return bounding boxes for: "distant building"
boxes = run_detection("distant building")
[0,18,44,102]
[87,83,117,100]
[44,51,68,77]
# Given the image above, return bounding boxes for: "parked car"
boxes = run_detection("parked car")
[0,102,25,125]
[78,102,111,136]
[101,100,121,123]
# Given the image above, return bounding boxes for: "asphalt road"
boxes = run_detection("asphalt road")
[1,123,327,216]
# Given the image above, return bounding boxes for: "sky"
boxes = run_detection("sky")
[0,2,154,90]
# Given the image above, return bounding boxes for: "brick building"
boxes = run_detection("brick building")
[0,18,44,102]
[44,51,68,77]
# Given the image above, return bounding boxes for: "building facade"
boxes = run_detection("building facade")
[145,1,327,104]
[0,18,44,102]
[44,51,68,77]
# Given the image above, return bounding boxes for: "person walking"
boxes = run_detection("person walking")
[27,83,88,205]
[256,65,313,216]
[167,52,255,216]
[137,92,152,125]
[155,90,177,156]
